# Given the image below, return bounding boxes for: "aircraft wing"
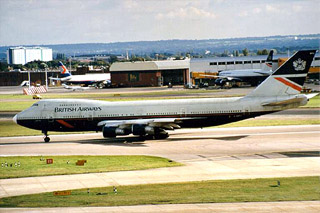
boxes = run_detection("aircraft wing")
[218,76,242,81]
[49,76,72,81]
[49,77,61,81]
[253,71,272,76]
[97,117,197,130]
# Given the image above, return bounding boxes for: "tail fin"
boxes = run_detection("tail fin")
[247,50,316,97]
[59,61,71,77]
[262,50,274,71]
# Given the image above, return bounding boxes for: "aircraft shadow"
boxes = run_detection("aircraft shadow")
[162,135,248,142]
[0,135,248,146]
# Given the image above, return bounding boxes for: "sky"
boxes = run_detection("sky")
[0,0,319,46]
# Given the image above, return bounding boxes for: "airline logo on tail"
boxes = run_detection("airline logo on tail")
[293,58,306,71]
[59,61,71,77]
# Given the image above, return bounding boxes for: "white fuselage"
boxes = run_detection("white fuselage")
[219,69,272,77]
[61,73,110,84]
[14,95,307,132]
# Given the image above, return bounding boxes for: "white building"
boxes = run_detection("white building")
[7,47,53,65]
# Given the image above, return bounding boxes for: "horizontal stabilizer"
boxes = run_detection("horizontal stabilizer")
[304,93,319,100]
[261,97,305,106]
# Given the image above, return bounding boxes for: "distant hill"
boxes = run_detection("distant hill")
[0,34,319,58]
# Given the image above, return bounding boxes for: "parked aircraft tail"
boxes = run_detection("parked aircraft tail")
[247,50,316,97]
[262,50,274,71]
[59,61,71,77]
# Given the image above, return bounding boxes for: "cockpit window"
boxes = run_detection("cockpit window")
[32,103,39,107]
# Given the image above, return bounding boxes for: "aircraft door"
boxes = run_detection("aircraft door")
[41,103,54,129]
[243,107,250,116]
[41,103,52,119]
[180,108,186,117]
[87,111,94,121]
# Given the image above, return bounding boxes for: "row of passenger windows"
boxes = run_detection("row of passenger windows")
[19,111,244,120]
[59,104,81,107]
[210,61,264,65]
[191,110,242,114]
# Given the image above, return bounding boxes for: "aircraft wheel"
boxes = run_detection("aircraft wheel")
[154,133,169,140]
[98,83,104,88]
[44,137,50,143]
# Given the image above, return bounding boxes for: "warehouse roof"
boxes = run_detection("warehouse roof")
[110,59,190,72]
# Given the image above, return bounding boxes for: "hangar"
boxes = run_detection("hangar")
[109,59,190,87]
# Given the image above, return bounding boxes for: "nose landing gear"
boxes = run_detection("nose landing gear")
[42,130,50,142]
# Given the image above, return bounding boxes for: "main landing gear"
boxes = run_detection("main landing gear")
[42,130,50,142]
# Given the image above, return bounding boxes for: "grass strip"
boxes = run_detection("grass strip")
[0,89,222,100]
[0,155,181,179]
[217,118,320,128]
[0,176,319,207]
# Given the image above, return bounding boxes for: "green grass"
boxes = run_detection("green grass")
[218,118,320,128]
[0,89,222,100]
[0,156,181,179]
[0,176,319,207]
[301,94,320,108]
[0,101,36,111]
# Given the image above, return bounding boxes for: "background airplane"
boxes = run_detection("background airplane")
[14,50,317,142]
[215,50,274,87]
[50,61,111,88]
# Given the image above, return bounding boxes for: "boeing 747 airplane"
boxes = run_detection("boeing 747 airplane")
[14,50,317,142]
[50,61,111,88]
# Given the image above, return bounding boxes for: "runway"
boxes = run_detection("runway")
[0,125,319,199]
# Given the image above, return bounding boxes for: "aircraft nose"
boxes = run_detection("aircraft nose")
[13,114,17,124]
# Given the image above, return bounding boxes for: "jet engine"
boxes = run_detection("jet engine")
[102,126,131,138]
[132,124,156,136]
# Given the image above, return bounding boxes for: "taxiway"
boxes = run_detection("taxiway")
[0,125,319,198]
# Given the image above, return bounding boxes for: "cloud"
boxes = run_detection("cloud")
[156,6,216,21]
[238,11,249,17]
[0,0,319,46]
[253,8,262,14]
[265,4,281,13]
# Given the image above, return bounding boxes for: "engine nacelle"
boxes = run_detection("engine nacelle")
[103,126,116,138]
[132,124,156,136]
[115,128,131,135]
[103,126,131,138]
[132,124,147,135]
[144,126,155,135]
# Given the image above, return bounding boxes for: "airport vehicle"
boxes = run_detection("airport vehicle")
[50,61,111,88]
[14,50,317,142]
[215,50,274,86]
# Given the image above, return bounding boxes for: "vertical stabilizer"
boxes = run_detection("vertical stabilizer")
[262,50,274,71]
[59,61,71,77]
[247,50,316,97]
